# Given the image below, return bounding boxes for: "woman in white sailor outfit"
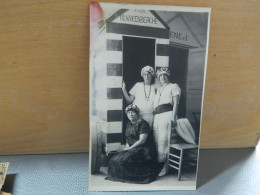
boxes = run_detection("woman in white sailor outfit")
[153,67,181,176]
[122,65,156,129]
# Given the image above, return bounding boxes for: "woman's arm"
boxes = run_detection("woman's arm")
[172,95,180,126]
[122,81,135,104]
[123,134,148,151]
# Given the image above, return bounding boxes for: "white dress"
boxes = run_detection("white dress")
[153,83,181,162]
[129,82,155,128]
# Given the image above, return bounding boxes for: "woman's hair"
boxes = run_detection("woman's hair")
[125,104,139,115]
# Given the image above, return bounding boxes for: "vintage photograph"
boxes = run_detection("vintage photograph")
[89,2,211,191]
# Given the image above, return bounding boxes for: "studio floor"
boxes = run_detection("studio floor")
[89,166,197,191]
[0,144,259,195]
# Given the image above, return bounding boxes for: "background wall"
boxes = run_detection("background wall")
[0,0,259,154]
[157,11,209,141]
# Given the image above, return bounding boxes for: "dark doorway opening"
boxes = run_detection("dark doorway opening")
[122,36,155,143]
[169,46,189,118]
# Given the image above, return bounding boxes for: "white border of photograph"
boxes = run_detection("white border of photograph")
[89,2,211,191]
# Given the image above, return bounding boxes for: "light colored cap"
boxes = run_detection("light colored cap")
[125,104,139,115]
[156,67,171,78]
[141,65,155,77]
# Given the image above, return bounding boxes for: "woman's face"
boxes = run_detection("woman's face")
[159,73,169,85]
[142,72,152,84]
[127,110,139,123]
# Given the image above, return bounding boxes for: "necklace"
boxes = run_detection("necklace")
[144,82,151,101]
[157,83,169,104]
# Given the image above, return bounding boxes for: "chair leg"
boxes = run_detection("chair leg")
[178,149,183,181]
[166,125,172,175]
[166,155,169,174]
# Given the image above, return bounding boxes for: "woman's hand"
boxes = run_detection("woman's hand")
[122,81,135,103]
[172,113,177,127]
[122,81,126,90]
[172,118,177,127]
[172,95,179,128]
[124,134,148,151]
[123,143,130,151]
[123,146,130,151]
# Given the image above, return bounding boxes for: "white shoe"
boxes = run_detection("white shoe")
[158,163,167,176]
[158,169,166,177]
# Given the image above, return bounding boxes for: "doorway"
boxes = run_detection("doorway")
[122,36,155,142]
[169,46,189,118]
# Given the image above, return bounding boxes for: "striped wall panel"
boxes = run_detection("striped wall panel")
[104,30,170,153]
[95,100,122,111]
[101,122,122,134]
[100,131,122,143]
[105,33,124,150]
[107,110,122,122]
[106,33,122,40]
[157,44,169,56]
[106,51,122,64]
[107,99,122,110]
[107,88,122,99]
[107,133,122,143]
[107,76,122,88]
[107,63,122,76]
[157,38,170,45]
[106,39,122,51]
[155,56,169,67]
[105,143,122,153]
[155,38,170,69]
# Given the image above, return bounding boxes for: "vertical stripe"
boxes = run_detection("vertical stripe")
[155,56,169,67]
[107,63,122,76]
[107,99,122,110]
[107,121,123,133]
[107,110,122,122]
[106,39,122,51]
[105,143,122,153]
[107,133,122,143]
[106,51,122,64]
[157,38,170,45]
[106,33,122,40]
[157,44,169,56]
[107,88,122,99]
[106,76,122,88]
[101,121,123,134]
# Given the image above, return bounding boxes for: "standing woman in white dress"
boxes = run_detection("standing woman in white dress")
[153,67,181,176]
[122,66,156,128]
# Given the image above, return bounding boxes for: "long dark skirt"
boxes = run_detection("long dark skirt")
[105,146,157,184]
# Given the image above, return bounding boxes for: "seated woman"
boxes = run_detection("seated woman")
[105,104,157,184]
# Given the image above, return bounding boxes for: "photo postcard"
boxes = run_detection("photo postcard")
[89,2,211,191]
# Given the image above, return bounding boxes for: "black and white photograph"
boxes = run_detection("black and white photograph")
[89,2,211,191]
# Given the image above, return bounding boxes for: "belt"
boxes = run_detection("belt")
[154,103,173,114]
